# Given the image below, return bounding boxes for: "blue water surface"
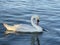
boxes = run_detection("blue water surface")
[0,0,60,45]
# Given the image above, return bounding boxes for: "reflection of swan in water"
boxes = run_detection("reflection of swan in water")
[3,15,43,34]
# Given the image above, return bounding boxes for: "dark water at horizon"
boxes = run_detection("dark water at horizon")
[0,0,60,45]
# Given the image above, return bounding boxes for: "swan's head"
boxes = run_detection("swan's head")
[31,15,40,25]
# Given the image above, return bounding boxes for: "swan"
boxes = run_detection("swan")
[3,15,43,34]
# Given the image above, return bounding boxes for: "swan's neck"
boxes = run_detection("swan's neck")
[31,18,39,30]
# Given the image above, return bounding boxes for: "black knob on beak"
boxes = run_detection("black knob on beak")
[37,19,40,22]
[37,19,40,25]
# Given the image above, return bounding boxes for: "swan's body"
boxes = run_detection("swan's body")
[3,15,43,34]
[15,24,43,32]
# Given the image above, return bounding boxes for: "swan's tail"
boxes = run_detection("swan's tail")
[3,23,11,30]
[3,23,9,28]
[3,23,16,34]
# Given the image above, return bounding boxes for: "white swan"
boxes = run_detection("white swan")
[3,15,43,34]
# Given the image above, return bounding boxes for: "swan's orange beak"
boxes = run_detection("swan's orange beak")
[37,19,40,25]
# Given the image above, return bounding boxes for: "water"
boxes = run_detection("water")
[0,0,60,45]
